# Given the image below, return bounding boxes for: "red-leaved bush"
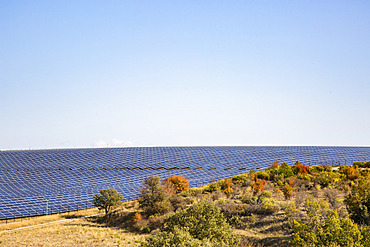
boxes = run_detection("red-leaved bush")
[293,161,310,175]
[163,175,190,194]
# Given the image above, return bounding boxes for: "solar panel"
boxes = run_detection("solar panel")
[0,146,369,219]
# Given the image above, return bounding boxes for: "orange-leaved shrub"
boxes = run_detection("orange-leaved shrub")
[293,161,310,175]
[253,179,267,196]
[288,177,296,186]
[163,175,190,194]
[220,178,233,190]
[132,212,142,223]
[220,178,233,195]
[283,185,293,200]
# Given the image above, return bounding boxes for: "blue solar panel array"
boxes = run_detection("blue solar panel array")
[0,146,369,219]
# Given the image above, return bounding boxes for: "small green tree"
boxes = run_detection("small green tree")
[139,175,172,215]
[93,188,123,215]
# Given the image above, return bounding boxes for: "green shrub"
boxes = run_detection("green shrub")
[365,161,370,168]
[217,198,227,205]
[203,182,221,194]
[169,195,187,211]
[180,187,203,197]
[256,171,270,180]
[297,173,312,181]
[291,197,366,247]
[245,198,280,215]
[344,174,370,225]
[314,171,342,188]
[310,165,323,173]
[276,178,285,187]
[353,161,364,167]
[258,190,272,200]
[152,200,173,215]
[266,163,279,181]
[240,194,256,204]
[277,162,294,178]
[228,215,242,227]
[291,210,364,247]
[357,161,370,168]
[360,226,370,247]
[259,198,280,215]
[231,174,250,187]
[147,214,166,231]
[147,201,241,247]
[311,165,333,173]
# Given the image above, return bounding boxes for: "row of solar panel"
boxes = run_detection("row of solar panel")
[0,152,363,166]
[1,146,370,219]
[2,146,369,167]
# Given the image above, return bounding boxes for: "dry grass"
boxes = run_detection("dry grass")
[0,217,146,246]
[0,208,100,231]
[0,207,147,247]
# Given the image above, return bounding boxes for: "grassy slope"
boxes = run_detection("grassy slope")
[0,207,147,247]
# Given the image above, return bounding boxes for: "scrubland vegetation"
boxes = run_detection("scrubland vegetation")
[1,162,370,246]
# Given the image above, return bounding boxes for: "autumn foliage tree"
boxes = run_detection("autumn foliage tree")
[163,175,190,194]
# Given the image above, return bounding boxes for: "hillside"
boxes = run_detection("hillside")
[1,161,369,246]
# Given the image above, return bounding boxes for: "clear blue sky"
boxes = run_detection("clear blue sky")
[1,1,370,150]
